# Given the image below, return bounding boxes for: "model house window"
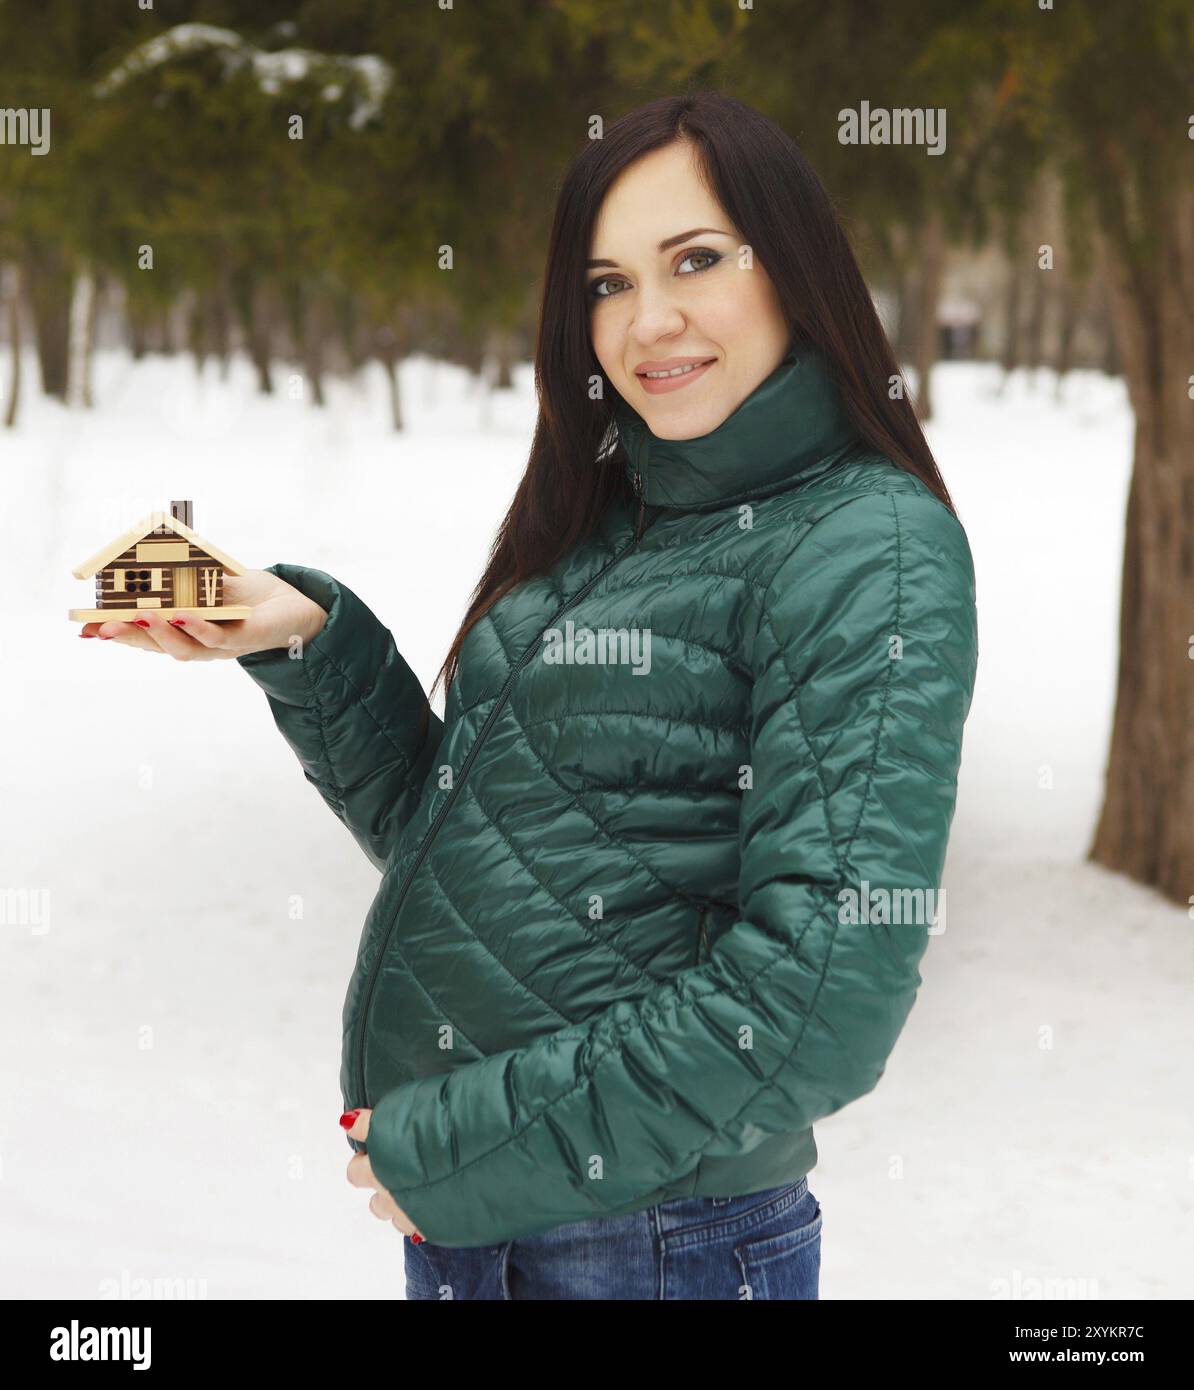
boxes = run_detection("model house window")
[115,568,163,593]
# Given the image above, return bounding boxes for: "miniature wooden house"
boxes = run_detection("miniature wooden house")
[69,499,252,623]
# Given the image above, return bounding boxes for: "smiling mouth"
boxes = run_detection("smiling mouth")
[637,359,716,380]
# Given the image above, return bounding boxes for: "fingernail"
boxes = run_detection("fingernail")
[134,619,151,628]
[339,1109,361,1130]
[98,634,113,640]
[169,618,187,626]
[411,1233,426,1245]
[79,632,95,638]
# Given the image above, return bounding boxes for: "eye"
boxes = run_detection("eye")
[677,248,721,274]
[588,276,626,299]
[587,247,722,301]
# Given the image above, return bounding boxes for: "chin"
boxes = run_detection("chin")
[641,401,727,441]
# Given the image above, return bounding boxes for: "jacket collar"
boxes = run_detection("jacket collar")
[612,341,861,510]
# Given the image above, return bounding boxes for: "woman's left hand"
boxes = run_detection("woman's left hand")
[341,1109,426,1243]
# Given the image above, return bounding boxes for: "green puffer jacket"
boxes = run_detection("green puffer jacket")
[237,343,978,1248]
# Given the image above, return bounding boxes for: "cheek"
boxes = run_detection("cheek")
[590,294,628,334]
[699,271,788,369]
[741,265,788,340]
[589,311,629,385]
[709,264,777,335]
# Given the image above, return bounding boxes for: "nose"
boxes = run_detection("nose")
[627,283,688,347]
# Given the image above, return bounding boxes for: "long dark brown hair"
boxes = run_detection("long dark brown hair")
[429,89,955,706]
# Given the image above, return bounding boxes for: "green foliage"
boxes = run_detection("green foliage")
[0,0,1189,391]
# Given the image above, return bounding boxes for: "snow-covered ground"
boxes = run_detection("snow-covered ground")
[0,350,1189,1300]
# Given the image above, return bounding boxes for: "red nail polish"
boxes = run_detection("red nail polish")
[339,1109,361,1130]
[79,632,95,638]
[134,619,151,628]
[169,618,187,626]
[411,1233,425,1245]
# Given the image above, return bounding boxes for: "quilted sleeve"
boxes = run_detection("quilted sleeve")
[236,563,444,874]
[363,490,978,1245]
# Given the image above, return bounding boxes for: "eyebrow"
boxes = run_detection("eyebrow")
[585,227,731,270]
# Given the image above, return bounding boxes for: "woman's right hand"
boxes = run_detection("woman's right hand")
[78,568,328,661]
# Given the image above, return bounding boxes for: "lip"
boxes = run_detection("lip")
[634,355,717,396]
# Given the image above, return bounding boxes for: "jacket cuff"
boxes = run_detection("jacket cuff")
[234,563,353,697]
[365,1080,457,1246]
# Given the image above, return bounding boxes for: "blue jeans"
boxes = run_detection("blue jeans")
[403,1176,822,1300]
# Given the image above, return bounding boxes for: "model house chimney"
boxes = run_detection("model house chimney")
[170,500,193,529]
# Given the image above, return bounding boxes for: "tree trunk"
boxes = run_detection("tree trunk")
[302,293,326,407]
[1052,280,1083,401]
[1098,294,1121,378]
[85,274,100,404]
[189,291,207,376]
[129,301,150,360]
[3,263,21,429]
[998,262,1022,393]
[211,284,232,380]
[67,267,96,408]
[371,321,404,430]
[909,207,946,421]
[338,293,364,373]
[1087,189,1194,902]
[488,326,517,389]
[1023,257,1046,385]
[231,271,274,394]
[889,260,913,362]
[25,242,70,401]
[382,349,402,431]
[250,285,274,394]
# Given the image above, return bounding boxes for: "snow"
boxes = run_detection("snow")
[0,351,1190,1300]
[95,24,393,127]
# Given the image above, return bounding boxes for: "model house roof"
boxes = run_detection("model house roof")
[72,511,248,580]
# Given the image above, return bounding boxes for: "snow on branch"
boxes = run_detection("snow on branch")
[95,23,393,128]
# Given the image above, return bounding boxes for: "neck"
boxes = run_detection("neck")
[612,342,861,511]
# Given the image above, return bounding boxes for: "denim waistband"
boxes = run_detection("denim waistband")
[654,1176,808,1236]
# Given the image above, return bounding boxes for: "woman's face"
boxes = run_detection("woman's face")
[587,140,791,441]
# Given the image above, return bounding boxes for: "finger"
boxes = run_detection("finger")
[340,1108,371,1141]
[346,1152,379,1191]
[158,610,234,651]
[93,619,162,650]
[369,1189,401,1222]
[130,610,219,661]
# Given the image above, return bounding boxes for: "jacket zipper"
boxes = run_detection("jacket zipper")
[353,507,655,1107]
[631,430,649,538]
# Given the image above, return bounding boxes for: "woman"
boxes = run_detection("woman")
[82,91,978,1300]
